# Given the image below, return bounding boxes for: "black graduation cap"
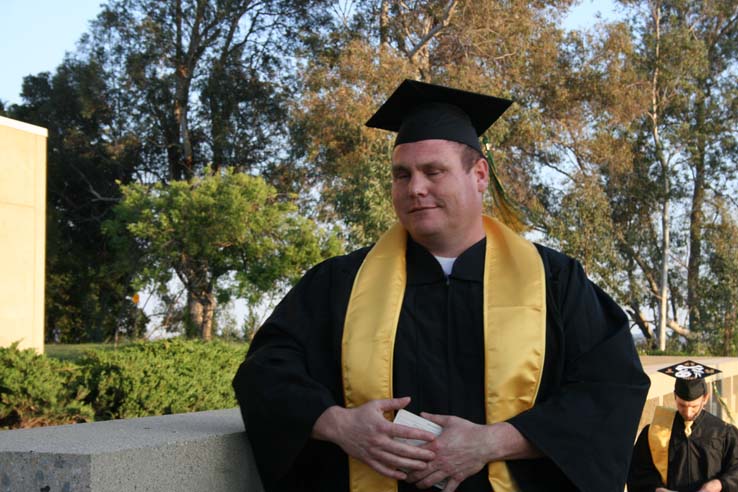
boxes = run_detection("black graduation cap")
[365,79,513,154]
[658,360,722,401]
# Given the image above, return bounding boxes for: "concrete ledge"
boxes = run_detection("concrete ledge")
[0,409,264,492]
[3,357,736,491]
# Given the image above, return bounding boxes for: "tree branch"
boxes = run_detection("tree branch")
[406,0,458,61]
[668,319,696,339]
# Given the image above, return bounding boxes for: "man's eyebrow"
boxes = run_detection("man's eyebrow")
[391,161,445,171]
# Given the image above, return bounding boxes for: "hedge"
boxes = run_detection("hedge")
[0,342,93,429]
[0,339,248,429]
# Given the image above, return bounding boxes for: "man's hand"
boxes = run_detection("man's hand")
[406,413,543,492]
[311,397,437,481]
[698,479,723,492]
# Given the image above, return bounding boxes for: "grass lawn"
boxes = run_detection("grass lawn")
[45,339,247,362]
[45,343,127,362]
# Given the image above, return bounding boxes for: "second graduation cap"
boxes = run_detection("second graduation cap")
[658,360,722,401]
[365,79,513,153]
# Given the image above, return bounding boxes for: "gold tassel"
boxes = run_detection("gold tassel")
[482,136,526,232]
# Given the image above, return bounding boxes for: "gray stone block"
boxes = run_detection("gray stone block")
[0,408,264,492]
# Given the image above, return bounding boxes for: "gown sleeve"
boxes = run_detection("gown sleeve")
[717,423,738,492]
[627,425,666,492]
[232,257,354,485]
[507,250,651,492]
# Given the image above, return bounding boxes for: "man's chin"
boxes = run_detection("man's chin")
[403,224,442,243]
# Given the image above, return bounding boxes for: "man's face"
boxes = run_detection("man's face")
[675,393,709,422]
[391,139,488,254]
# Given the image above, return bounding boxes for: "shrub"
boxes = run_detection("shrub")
[0,343,93,429]
[77,338,247,419]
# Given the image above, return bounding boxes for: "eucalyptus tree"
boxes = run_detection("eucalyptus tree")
[615,0,738,350]
[291,0,577,246]
[701,201,738,355]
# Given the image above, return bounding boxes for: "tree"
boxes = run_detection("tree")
[84,0,332,181]
[291,0,578,246]
[547,173,625,289]
[535,1,738,352]
[75,0,336,329]
[8,59,144,342]
[701,201,738,355]
[104,168,342,340]
[610,0,738,349]
[663,0,738,342]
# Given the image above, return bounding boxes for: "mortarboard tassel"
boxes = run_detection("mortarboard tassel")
[482,136,526,231]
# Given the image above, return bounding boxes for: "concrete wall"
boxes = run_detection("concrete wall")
[0,116,47,353]
[1,356,737,491]
[0,409,264,492]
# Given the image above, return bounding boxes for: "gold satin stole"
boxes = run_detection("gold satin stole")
[648,406,677,485]
[342,216,546,492]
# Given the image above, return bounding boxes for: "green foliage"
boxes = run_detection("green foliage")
[290,39,413,245]
[104,169,342,339]
[76,339,247,420]
[8,60,143,343]
[0,343,93,429]
[0,340,249,428]
[7,0,336,344]
[87,0,333,180]
[547,173,624,295]
[698,203,738,355]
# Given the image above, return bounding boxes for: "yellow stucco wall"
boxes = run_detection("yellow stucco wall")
[0,116,47,353]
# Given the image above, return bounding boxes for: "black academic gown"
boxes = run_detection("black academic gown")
[233,237,650,492]
[628,410,738,492]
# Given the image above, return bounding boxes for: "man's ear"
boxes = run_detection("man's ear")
[474,157,489,192]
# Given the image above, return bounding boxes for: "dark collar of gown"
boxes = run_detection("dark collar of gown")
[405,236,486,285]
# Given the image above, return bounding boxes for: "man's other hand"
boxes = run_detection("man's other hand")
[698,479,723,492]
[311,397,437,480]
[406,413,543,492]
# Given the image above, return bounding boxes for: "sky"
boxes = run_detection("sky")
[1,0,104,106]
[0,0,621,107]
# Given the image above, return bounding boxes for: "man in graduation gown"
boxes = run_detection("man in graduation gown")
[628,361,738,492]
[233,79,650,492]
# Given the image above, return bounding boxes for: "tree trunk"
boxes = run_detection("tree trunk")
[724,313,734,356]
[187,290,203,338]
[172,0,206,180]
[173,0,187,180]
[186,290,216,340]
[649,1,669,351]
[200,292,216,341]
[208,70,227,173]
[657,148,669,352]
[174,79,194,179]
[404,0,457,79]
[688,93,706,333]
